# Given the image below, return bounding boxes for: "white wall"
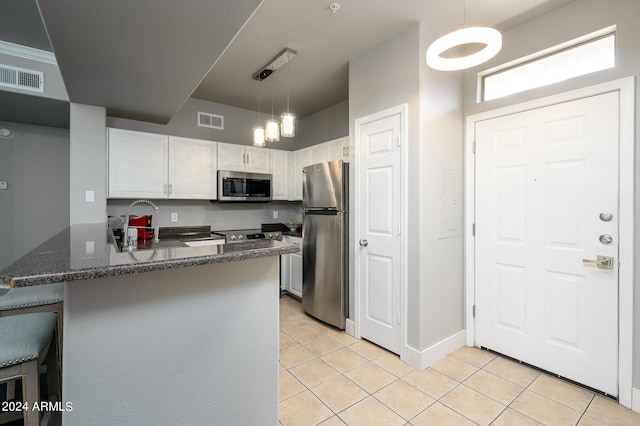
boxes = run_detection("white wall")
[106,199,302,230]
[461,0,640,394]
[293,99,349,149]
[0,120,69,269]
[349,22,464,354]
[107,97,348,152]
[69,103,106,224]
[63,257,280,425]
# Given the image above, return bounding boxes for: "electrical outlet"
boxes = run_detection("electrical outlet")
[171,212,178,222]
[0,181,7,190]
[273,210,278,219]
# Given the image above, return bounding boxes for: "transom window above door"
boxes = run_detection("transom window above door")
[479,26,616,102]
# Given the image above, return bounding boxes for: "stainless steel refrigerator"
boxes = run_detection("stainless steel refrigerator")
[302,160,348,329]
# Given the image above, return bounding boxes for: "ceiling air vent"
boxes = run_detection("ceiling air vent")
[197,112,224,130]
[0,64,44,93]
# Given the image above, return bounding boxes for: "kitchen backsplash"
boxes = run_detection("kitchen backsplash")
[106,199,302,230]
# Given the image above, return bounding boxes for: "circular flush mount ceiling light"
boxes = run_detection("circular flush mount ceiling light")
[0,127,14,138]
[427,26,502,71]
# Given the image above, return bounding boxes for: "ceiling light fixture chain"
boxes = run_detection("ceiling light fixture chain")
[253,95,265,147]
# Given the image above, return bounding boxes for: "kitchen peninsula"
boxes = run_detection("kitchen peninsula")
[0,223,299,425]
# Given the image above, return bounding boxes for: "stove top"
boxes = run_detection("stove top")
[213,229,283,243]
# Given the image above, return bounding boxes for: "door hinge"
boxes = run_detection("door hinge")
[397,223,401,236]
[472,140,476,154]
[472,223,475,236]
[398,133,401,147]
[397,312,401,325]
[473,305,476,318]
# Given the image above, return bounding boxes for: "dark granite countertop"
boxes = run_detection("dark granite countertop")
[0,223,299,288]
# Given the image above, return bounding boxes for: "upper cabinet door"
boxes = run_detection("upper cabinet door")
[168,137,217,199]
[270,149,289,200]
[217,143,271,173]
[309,143,328,166]
[108,128,168,198]
[293,147,311,200]
[327,137,348,162]
[245,146,271,173]
[217,143,246,172]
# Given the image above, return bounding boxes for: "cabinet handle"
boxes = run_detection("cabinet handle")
[163,183,168,194]
[168,183,173,194]
[247,154,250,164]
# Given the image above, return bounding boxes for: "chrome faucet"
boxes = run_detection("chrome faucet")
[123,199,160,246]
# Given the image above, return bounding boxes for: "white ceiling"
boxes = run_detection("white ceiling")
[192,0,576,118]
[4,0,576,123]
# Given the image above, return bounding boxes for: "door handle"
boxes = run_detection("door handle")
[582,255,614,270]
[359,239,368,247]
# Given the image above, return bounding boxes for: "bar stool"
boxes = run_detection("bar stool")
[0,283,64,401]
[0,312,60,426]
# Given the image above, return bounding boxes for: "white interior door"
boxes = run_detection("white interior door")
[357,109,402,354]
[475,92,620,396]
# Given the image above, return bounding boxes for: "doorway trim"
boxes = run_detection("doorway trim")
[464,77,635,408]
[354,103,408,359]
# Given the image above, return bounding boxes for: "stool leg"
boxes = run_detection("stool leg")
[46,330,61,402]
[21,360,40,426]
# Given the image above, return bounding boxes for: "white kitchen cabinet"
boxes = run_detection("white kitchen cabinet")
[327,137,348,162]
[270,149,290,200]
[108,128,168,198]
[309,143,328,165]
[108,128,217,199]
[281,236,303,298]
[293,147,311,200]
[217,142,271,174]
[289,252,303,298]
[168,136,217,199]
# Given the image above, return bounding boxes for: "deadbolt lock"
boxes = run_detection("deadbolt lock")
[582,255,614,270]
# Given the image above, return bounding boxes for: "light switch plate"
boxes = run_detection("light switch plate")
[85,190,95,202]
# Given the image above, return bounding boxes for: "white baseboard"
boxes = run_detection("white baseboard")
[345,319,355,337]
[632,387,640,413]
[401,330,467,370]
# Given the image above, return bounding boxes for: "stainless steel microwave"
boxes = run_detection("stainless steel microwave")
[217,170,272,202]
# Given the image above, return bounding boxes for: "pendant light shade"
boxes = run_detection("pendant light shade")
[427,26,502,71]
[253,126,265,147]
[265,99,280,142]
[265,119,280,142]
[253,96,265,147]
[281,112,295,137]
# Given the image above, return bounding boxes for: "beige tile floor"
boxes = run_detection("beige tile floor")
[278,295,640,426]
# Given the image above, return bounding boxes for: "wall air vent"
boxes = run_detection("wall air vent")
[0,64,44,93]
[197,112,224,130]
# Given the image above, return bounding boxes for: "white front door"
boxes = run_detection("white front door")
[475,92,620,395]
[356,108,403,354]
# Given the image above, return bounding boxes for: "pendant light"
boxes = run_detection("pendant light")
[265,99,280,142]
[253,97,265,147]
[426,0,502,71]
[280,88,295,137]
